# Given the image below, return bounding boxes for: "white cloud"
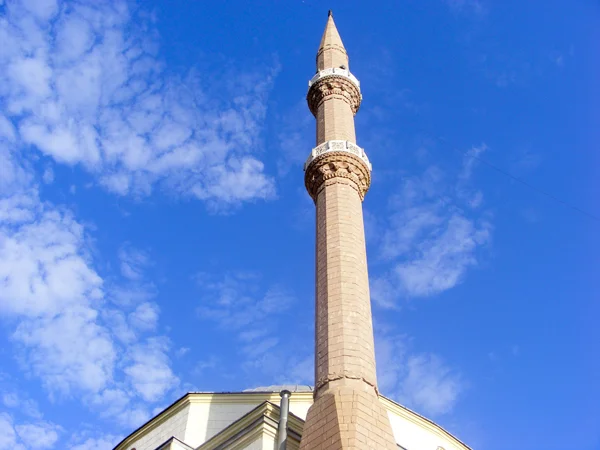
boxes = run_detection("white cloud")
[0,116,17,142]
[119,244,149,281]
[20,0,59,21]
[394,214,491,297]
[0,0,285,440]
[445,0,487,16]
[69,434,118,450]
[109,283,157,308]
[114,407,151,431]
[124,337,178,403]
[0,163,176,426]
[129,302,160,332]
[371,147,492,306]
[89,387,151,430]
[282,356,313,386]
[0,413,62,450]
[41,167,54,184]
[192,356,219,376]
[1,387,42,420]
[459,144,487,181]
[15,421,61,449]
[0,208,103,319]
[175,347,190,358]
[376,333,464,417]
[118,244,150,281]
[401,354,464,416]
[276,99,313,176]
[196,272,309,383]
[0,196,118,397]
[0,413,25,450]
[14,307,116,396]
[196,273,294,332]
[1,393,19,409]
[0,0,277,209]
[242,337,279,359]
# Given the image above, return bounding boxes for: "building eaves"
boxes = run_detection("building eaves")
[155,436,194,450]
[113,390,470,450]
[197,401,304,450]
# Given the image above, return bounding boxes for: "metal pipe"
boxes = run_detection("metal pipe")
[277,389,292,450]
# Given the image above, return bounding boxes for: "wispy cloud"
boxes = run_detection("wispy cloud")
[376,331,464,417]
[0,412,61,450]
[124,337,177,403]
[370,145,492,307]
[0,0,277,210]
[1,390,42,420]
[277,98,313,176]
[195,272,294,332]
[119,245,151,282]
[15,421,62,450]
[68,432,119,450]
[195,272,312,385]
[445,0,488,17]
[509,147,542,176]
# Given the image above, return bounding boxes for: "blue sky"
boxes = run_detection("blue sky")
[0,0,598,449]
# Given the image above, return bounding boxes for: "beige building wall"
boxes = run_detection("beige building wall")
[124,403,189,450]
[114,391,469,450]
[118,392,313,450]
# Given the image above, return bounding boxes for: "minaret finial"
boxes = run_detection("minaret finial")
[317,10,348,71]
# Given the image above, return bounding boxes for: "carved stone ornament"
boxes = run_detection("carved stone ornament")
[304,139,371,171]
[306,75,362,117]
[304,151,371,201]
[308,67,360,89]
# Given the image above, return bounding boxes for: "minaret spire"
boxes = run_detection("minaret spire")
[300,14,398,450]
[317,11,348,71]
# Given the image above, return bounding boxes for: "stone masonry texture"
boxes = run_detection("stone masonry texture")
[299,12,398,450]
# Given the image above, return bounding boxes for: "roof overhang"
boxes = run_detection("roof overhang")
[198,401,304,450]
[113,391,313,450]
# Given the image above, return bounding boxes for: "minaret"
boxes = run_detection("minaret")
[300,12,398,450]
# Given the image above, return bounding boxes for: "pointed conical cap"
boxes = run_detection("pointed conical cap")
[316,11,349,71]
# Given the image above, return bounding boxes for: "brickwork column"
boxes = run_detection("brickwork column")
[299,12,398,450]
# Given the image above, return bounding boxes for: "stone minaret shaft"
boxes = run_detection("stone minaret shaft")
[300,12,397,450]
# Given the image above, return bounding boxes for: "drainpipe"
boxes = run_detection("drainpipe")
[277,390,292,450]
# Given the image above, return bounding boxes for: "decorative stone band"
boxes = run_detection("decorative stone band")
[304,140,371,172]
[306,71,362,117]
[308,67,360,89]
[304,151,372,202]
